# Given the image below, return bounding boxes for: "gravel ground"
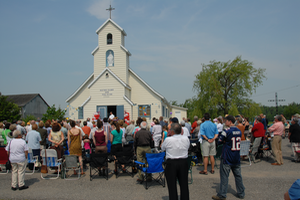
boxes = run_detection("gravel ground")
[0,138,299,200]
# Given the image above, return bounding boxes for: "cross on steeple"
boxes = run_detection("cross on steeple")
[106,4,115,19]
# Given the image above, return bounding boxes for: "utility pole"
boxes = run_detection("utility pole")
[268,92,285,115]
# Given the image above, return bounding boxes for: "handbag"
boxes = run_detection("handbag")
[41,149,48,174]
[6,141,12,170]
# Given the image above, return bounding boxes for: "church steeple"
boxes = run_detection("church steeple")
[92,17,131,84]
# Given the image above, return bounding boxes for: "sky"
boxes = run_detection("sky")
[0,0,299,111]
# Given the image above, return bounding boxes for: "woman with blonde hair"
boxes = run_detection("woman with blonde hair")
[48,122,64,173]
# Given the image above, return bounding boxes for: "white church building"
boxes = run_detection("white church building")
[65,18,187,122]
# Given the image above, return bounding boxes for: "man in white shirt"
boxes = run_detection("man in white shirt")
[161,123,190,200]
[181,120,190,137]
[86,118,93,129]
[109,112,115,120]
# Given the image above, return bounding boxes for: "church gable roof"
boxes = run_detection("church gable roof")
[128,68,165,100]
[91,45,131,56]
[91,46,99,55]
[96,19,127,36]
[65,73,94,102]
[120,45,131,56]
[88,68,131,90]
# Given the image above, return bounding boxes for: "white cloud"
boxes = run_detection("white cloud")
[86,0,114,20]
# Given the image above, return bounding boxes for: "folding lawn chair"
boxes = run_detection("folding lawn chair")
[250,137,262,163]
[135,152,166,190]
[114,146,135,178]
[63,155,80,180]
[261,137,274,160]
[293,143,300,162]
[90,153,109,181]
[25,148,39,175]
[240,140,251,167]
[40,149,63,179]
[0,147,10,174]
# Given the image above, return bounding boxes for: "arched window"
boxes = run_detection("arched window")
[107,33,112,45]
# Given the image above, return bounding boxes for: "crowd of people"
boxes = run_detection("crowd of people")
[0,112,299,199]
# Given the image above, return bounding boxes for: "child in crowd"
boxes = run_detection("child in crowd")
[83,134,91,154]
[160,126,168,147]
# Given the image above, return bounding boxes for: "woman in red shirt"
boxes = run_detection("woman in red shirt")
[251,116,265,142]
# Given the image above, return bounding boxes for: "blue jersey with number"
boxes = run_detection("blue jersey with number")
[218,126,241,165]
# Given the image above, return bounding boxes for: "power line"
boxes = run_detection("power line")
[252,84,300,98]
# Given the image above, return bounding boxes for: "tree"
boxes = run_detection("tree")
[42,104,66,121]
[169,100,180,106]
[283,102,300,119]
[181,98,203,121]
[0,94,21,122]
[193,56,266,117]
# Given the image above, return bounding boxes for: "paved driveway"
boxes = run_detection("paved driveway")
[1,138,299,200]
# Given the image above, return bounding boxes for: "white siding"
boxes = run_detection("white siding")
[171,107,187,121]
[125,88,131,99]
[67,77,94,120]
[128,72,162,122]
[83,72,131,120]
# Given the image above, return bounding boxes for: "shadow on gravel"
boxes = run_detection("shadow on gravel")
[212,182,237,197]
[283,156,293,161]
[26,178,40,186]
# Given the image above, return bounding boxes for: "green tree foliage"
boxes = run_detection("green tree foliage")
[0,94,21,121]
[42,104,66,121]
[241,100,262,121]
[193,56,266,117]
[169,100,179,106]
[181,98,202,121]
[260,103,300,124]
[283,102,300,120]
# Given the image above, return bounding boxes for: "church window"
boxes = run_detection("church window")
[106,50,114,67]
[107,33,112,45]
[138,105,151,118]
[78,107,83,119]
[162,105,165,117]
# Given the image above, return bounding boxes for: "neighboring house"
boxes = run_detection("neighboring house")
[65,18,187,121]
[6,94,50,119]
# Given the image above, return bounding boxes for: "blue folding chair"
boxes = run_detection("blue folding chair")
[41,149,63,179]
[135,152,165,190]
[25,148,39,175]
